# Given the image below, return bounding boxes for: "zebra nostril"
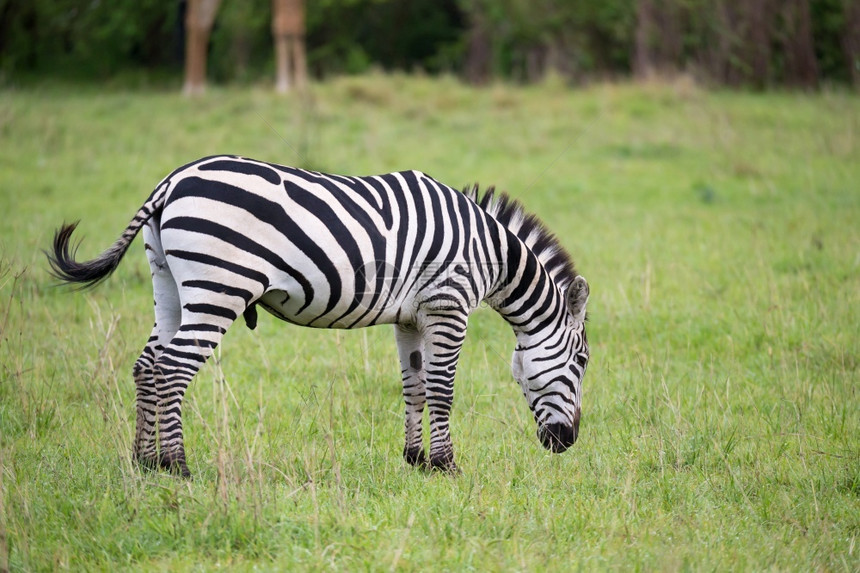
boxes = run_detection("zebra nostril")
[538,422,575,453]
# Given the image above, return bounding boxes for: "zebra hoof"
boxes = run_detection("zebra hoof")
[428,452,460,474]
[136,453,192,479]
[160,454,192,479]
[403,446,427,468]
[135,454,160,473]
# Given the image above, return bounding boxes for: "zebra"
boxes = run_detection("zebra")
[47,155,590,477]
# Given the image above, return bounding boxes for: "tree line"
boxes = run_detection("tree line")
[1,0,857,88]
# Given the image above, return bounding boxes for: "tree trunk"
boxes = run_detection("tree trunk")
[464,9,492,85]
[633,0,655,78]
[709,0,736,85]
[708,0,776,87]
[655,0,682,75]
[844,0,860,87]
[782,0,818,88]
[746,0,775,87]
[183,0,221,96]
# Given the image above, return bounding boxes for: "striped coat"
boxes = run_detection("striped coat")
[48,156,590,477]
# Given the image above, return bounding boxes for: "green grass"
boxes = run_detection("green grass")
[1,73,858,570]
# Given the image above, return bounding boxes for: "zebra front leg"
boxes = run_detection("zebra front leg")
[394,325,427,467]
[421,309,468,473]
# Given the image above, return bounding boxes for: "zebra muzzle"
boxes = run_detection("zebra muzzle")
[538,417,579,453]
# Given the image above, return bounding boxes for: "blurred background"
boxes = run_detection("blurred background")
[0,0,858,90]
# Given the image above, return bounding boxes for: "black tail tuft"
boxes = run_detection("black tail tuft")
[45,222,128,289]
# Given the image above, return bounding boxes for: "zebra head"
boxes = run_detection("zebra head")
[512,275,589,453]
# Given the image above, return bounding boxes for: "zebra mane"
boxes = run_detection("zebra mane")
[463,184,577,290]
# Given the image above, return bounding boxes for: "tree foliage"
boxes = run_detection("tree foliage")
[0,0,856,87]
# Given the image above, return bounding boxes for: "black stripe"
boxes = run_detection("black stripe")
[163,155,230,184]
[538,400,573,417]
[396,170,432,300]
[167,177,327,312]
[170,338,219,348]
[305,172,393,327]
[184,303,238,321]
[376,172,412,309]
[158,353,205,366]
[165,249,269,290]
[363,176,394,230]
[164,216,312,306]
[304,171,393,229]
[178,323,227,334]
[416,177,449,289]
[522,295,565,338]
[281,180,379,325]
[182,280,253,302]
[500,238,537,309]
[198,159,281,185]
[532,338,570,363]
[519,312,565,350]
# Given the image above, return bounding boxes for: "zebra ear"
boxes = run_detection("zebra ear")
[566,275,589,323]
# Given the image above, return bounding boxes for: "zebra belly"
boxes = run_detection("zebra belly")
[257,289,405,329]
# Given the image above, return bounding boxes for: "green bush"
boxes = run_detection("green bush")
[0,0,855,86]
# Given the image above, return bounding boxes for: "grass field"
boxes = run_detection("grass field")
[0,74,858,570]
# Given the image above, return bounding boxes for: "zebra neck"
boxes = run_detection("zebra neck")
[486,235,565,339]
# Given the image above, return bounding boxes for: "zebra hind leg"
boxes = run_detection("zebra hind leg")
[134,222,183,474]
[394,325,427,468]
[136,224,252,477]
[133,329,176,474]
[148,281,247,477]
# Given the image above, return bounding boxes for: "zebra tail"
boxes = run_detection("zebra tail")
[46,184,168,289]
